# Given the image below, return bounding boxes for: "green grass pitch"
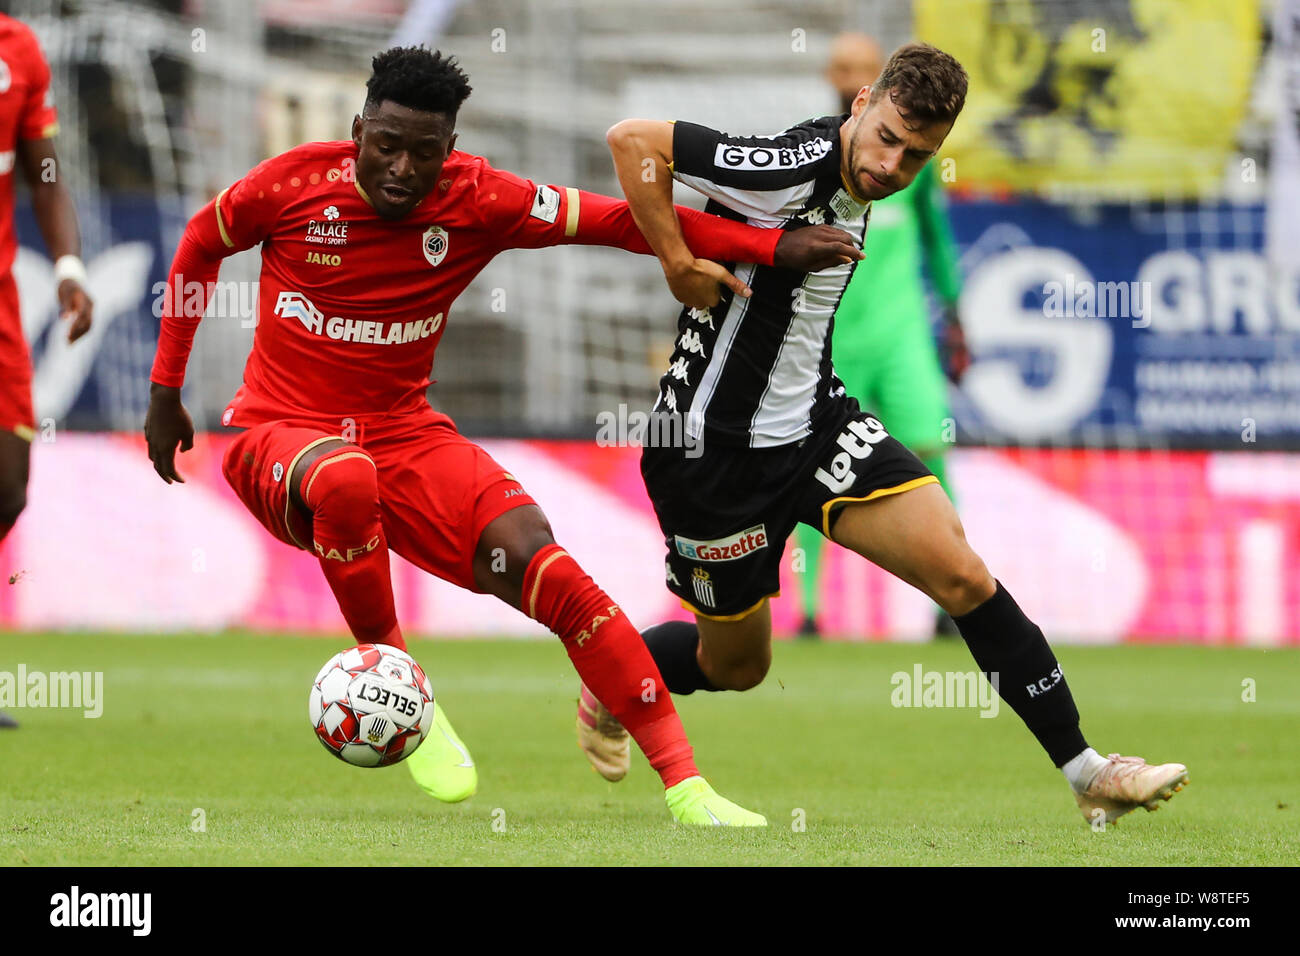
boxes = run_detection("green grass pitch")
[1,632,1296,866]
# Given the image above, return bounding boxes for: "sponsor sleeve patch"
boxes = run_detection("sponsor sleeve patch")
[530,184,561,224]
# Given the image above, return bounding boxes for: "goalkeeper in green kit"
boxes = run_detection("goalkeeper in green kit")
[795,32,971,638]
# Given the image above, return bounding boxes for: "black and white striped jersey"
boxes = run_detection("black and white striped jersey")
[655,114,871,449]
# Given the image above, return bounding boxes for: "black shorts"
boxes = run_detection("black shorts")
[640,397,937,619]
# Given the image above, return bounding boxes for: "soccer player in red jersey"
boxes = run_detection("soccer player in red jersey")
[144,47,858,824]
[0,15,95,730]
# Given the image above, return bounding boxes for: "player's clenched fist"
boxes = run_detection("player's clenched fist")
[144,383,195,484]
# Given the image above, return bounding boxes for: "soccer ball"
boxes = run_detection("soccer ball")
[309,644,435,767]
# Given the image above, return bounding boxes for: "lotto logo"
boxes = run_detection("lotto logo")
[813,417,890,495]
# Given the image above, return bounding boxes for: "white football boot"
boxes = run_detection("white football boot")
[1073,753,1188,824]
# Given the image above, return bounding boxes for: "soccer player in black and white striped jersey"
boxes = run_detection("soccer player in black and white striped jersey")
[576,43,1189,825]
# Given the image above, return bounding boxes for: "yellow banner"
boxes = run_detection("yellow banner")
[915,0,1260,198]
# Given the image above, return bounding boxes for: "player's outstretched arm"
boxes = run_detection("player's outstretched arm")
[17,137,93,343]
[570,191,862,276]
[606,120,861,304]
[606,119,748,309]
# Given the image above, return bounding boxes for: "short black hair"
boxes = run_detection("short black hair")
[365,47,472,118]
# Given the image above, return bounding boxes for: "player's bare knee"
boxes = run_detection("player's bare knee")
[711,655,770,691]
[474,505,555,597]
[699,642,770,691]
[936,552,995,617]
[496,510,554,567]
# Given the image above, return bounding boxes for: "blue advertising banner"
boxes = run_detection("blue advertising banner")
[947,200,1300,447]
[14,196,171,432]
[13,195,1300,449]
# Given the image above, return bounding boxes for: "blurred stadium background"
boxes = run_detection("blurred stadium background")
[2,0,1297,646]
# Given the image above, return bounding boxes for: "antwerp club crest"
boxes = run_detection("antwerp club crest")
[421,225,449,267]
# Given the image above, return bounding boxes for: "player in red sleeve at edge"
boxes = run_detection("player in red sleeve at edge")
[0,15,95,731]
[144,47,860,825]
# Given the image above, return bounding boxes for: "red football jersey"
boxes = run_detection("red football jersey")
[0,14,58,276]
[151,139,781,429]
[181,141,592,425]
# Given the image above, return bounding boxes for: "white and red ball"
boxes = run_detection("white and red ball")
[309,644,435,767]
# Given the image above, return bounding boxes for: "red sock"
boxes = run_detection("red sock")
[522,543,698,788]
[301,449,404,651]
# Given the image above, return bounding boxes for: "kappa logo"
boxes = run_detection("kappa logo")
[422,225,449,266]
[714,137,833,172]
[690,567,715,608]
[687,306,715,330]
[813,416,891,495]
[530,184,560,224]
[675,525,768,563]
[666,356,692,386]
[678,328,706,357]
[665,560,681,587]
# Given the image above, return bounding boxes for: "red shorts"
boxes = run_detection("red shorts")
[0,271,34,440]
[221,409,538,592]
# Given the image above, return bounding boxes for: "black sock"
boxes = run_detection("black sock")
[640,620,717,695]
[955,582,1088,767]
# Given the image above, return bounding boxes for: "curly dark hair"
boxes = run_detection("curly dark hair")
[868,42,967,127]
[365,47,473,117]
